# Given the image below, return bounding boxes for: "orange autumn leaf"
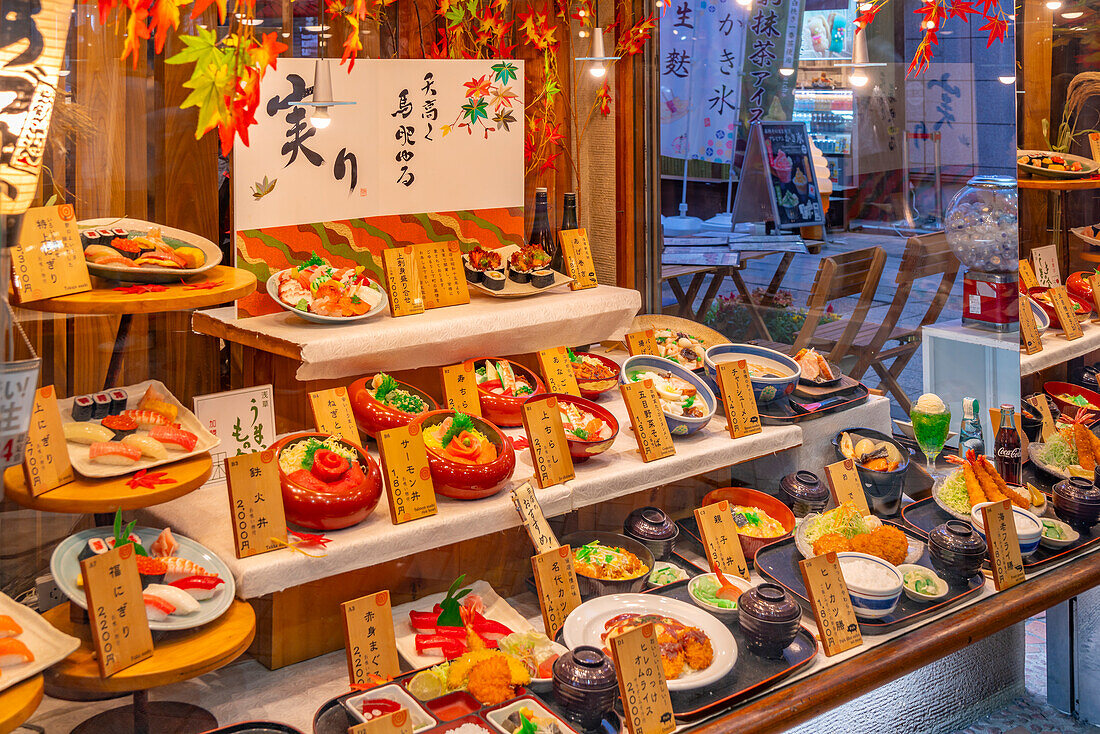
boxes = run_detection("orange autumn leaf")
[190,0,226,23]
[463,75,492,97]
[250,31,287,72]
[596,82,611,115]
[149,0,191,54]
[121,5,151,68]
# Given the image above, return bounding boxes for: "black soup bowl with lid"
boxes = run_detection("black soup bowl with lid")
[928,520,986,585]
[552,645,619,730]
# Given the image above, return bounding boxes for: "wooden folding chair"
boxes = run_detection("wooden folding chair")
[811,233,960,412]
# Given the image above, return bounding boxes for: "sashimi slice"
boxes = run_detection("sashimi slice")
[143,584,200,615]
[0,614,23,638]
[0,638,34,666]
[88,441,142,466]
[143,592,175,622]
[148,425,198,452]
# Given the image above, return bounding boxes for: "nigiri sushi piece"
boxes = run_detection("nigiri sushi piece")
[143,592,175,622]
[88,441,142,466]
[149,527,179,558]
[0,638,34,666]
[122,434,168,460]
[63,422,114,445]
[0,615,23,638]
[119,409,173,429]
[139,386,178,423]
[149,425,198,452]
[169,575,225,600]
[143,584,200,615]
[160,556,215,584]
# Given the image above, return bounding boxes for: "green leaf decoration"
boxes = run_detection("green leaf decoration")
[444,4,466,27]
[436,574,471,628]
[491,61,518,84]
[179,61,233,136]
[165,27,223,71]
[461,96,489,125]
[545,77,561,101]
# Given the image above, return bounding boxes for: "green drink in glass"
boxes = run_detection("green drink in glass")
[911,393,951,474]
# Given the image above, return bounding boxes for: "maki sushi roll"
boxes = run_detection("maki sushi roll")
[136,555,168,588]
[81,229,101,250]
[107,389,128,415]
[77,537,112,563]
[484,270,507,291]
[508,246,552,285]
[110,237,143,260]
[72,395,95,422]
[530,268,555,289]
[463,255,483,284]
[91,392,111,419]
[465,246,503,285]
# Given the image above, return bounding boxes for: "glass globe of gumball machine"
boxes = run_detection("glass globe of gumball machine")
[944,175,1019,331]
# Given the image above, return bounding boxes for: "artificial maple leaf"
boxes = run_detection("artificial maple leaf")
[251,32,287,73]
[341,14,364,68]
[491,61,518,84]
[165,27,223,72]
[490,36,518,58]
[906,40,933,77]
[980,15,1008,46]
[121,5,151,69]
[97,0,119,24]
[490,85,519,110]
[180,60,233,136]
[190,0,226,23]
[461,96,489,125]
[149,0,191,55]
[463,75,492,97]
[543,121,564,147]
[947,0,977,21]
[620,15,657,55]
[596,82,611,115]
[539,149,560,172]
[493,109,516,131]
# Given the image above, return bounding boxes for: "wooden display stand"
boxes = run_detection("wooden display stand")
[0,675,44,734]
[42,601,255,734]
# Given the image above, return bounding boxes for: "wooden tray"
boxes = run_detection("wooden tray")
[758,380,870,425]
[793,374,859,399]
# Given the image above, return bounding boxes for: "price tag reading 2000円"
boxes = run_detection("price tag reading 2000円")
[225,449,287,559]
[608,622,676,734]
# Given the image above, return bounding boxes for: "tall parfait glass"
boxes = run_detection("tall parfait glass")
[911,393,952,476]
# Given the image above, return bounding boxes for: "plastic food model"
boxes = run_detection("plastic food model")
[838,431,903,472]
[652,329,705,369]
[273,433,382,529]
[567,350,620,400]
[626,368,706,418]
[803,503,910,566]
[414,411,516,499]
[274,254,384,317]
[82,226,205,270]
[1018,152,1084,172]
[553,396,619,461]
[571,541,649,581]
[599,614,714,680]
[468,358,546,426]
[65,385,197,468]
[349,373,439,439]
[939,450,1035,516]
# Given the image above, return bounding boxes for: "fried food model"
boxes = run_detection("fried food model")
[601,613,714,680]
[812,525,908,566]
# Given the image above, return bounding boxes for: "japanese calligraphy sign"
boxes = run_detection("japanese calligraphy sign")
[798,552,863,657]
[382,247,426,317]
[308,387,361,446]
[225,450,287,559]
[1031,245,1061,287]
[559,229,598,290]
[625,329,658,357]
[620,380,676,463]
[521,396,575,488]
[1047,286,1083,341]
[377,424,438,524]
[11,204,91,303]
[511,482,559,553]
[440,362,481,416]
[233,59,525,233]
[414,241,469,309]
[348,710,413,734]
[537,347,581,397]
[715,360,761,439]
[980,500,1026,591]
[0,358,38,471]
[1019,295,1042,356]
[823,459,869,515]
[22,386,72,497]
[0,0,73,217]
[608,622,676,734]
[80,544,153,677]
[192,385,275,488]
[342,590,400,685]
[531,546,582,640]
[693,501,749,580]
[737,3,801,158]
[1017,260,1039,291]
[1089,274,1100,325]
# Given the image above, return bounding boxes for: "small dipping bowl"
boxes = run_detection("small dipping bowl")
[552,646,619,731]
[970,501,1042,557]
[1039,518,1080,549]
[897,564,949,603]
[688,572,752,622]
[928,520,987,585]
[835,552,904,619]
[703,343,801,405]
[623,506,679,560]
[778,470,830,517]
[737,583,803,658]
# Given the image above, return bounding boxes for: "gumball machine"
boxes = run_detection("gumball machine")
[944,175,1019,332]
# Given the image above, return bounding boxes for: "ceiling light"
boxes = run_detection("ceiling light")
[779,67,795,76]
[1062,9,1083,16]
[998,75,1015,84]
[1045,0,1062,9]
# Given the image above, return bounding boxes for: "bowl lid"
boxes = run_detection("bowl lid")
[1056,477,1100,503]
[739,583,801,623]
[553,645,618,689]
[930,520,987,555]
[623,507,678,540]
[780,471,828,500]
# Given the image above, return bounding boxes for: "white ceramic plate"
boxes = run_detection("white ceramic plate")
[50,526,235,631]
[79,217,222,283]
[468,244,573,298]
[345,685,435,729]
[795,514,924,564]
[1072,225,1100,249]
[265,268,389,324]
[60,379,219,479]
[1017,149,1100,180]
[392,580,535,669]
[562,593,736,691]
[930,471,976,521]
[1039,518,1080,549]
[0,592,80,694]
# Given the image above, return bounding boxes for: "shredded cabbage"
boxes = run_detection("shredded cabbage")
[803,503,868,544]
[1040,433,1078,470]
[937,467,971,515]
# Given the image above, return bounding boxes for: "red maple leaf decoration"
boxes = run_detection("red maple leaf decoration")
[463,75,492,98]
[126,470,178,490]
[251,32,288,73]
[980,15,1008,46]
[182,279,223,290]
[114,283,168,295]
[947,0,977,21]
[287,529,332,548]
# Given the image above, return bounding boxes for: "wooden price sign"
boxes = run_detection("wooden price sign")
[440,362,481,417]
[348,710,413,734]
[798,552,863,657]
[1048,286,1083,340]
[22,386,73,497]
[1089,274,1100,325]
[531,545,582,640]
[521,395,575,488]
[823,459,870,515]
[511,482,560,553]
[308,387,361,446]
[608,622,676,734]
[1019,295,1043,356]
[341,590,400,685]
[11,204,91,303]
[1026,394,1056,442]
[376,424,438,524]
[537,347,581,397]
[414,241,470,309]
[80,544,154,677]
[620,380,676,463]
[625,329,658,357]
[693,501,749,580]
[559,228,598,290]
[225,449,287,558]
[715,360,762,439]
[1018,259,1039,291]
[381,247,425,317]
[980,499,1026,591]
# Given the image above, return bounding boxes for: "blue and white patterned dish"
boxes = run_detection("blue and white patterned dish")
[970,502,1042,557]
[702,344,801,405]
[619,355,716,436]
[835,552,903,619]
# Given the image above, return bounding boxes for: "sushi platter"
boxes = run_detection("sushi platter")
[1017,149,1100,180]
[265,258,389,324]
[51,524,234,631]
[79,217,222,284]
[60,379,218,479]
[465,244,573,298]
[0,592,80,694]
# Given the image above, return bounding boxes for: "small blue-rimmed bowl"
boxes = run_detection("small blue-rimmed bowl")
[970,501,1042,557]
[835,552,903,619]
[619,355,716,436]
[703,344,801,405]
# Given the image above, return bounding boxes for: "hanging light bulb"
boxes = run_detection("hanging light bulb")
[311,108,331,129]
[736,0,751,7]
[848,70,869,87]
[298,59,355,131]
[590,32,607,77]
[1045,0,1062,8]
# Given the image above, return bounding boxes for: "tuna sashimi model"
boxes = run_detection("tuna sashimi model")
[169,575,225,600]
[88,441,142,466]
[149,425,198,452]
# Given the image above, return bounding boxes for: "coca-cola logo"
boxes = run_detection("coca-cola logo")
[996,447,1022,459]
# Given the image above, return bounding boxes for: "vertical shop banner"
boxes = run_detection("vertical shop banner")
[0,0,74,217]
[659,0,749,163]
[738,0,804,154]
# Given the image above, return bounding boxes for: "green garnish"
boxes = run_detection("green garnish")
[300,438,328,469]
[374,373,399,402]
[351,295,362,305]
[296,253,325,271]
[516,384,533,396]
[294,298,309,311]
[112,509,148,557]
[436,575,471,628]
[571,427,589,440]
[1043,520,1066,539]
[567,347,579,362]
[441,413,475,447]
[575,541,627,565]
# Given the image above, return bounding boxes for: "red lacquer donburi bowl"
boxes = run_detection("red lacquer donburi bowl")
[699,487,796,561]
[542,393,619,462]
[412,410,516,500]
[570,352,622,400]
[349,375,439,439]
[464,358,546,427]
[273,432,383,530]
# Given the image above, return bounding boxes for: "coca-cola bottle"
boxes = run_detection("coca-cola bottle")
[994,404,1021,485]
